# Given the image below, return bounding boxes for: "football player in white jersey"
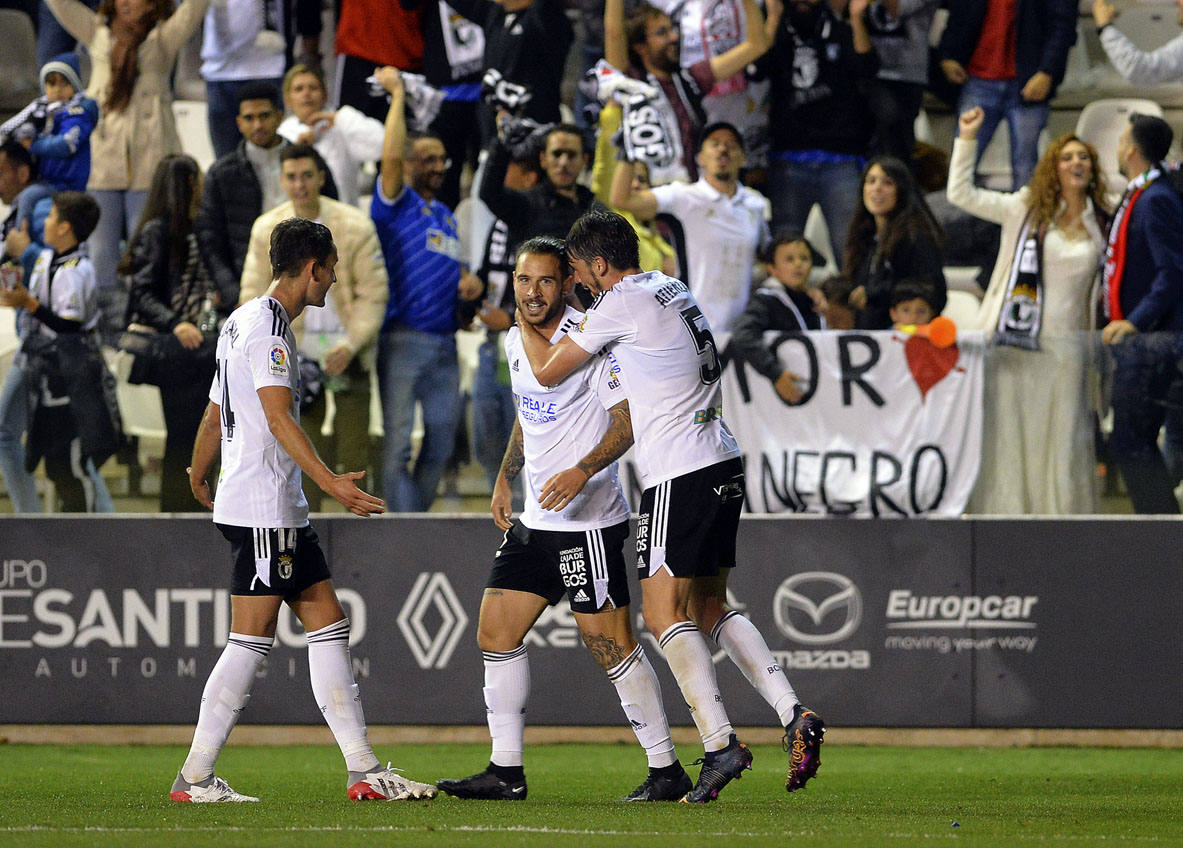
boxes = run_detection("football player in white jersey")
[437,236,690,803]
[515,210,825,802]
[171,218,436,804]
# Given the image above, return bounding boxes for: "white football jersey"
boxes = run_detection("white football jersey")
[209,296,309,528]
[568,271,740,489]
[28,247,99,338]
[651,179,769,332]
[505,306,630,531]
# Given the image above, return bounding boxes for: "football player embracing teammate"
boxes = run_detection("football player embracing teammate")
[515,210,825,802]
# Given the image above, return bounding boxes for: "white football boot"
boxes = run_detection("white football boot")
[170,773,260,803]
[348,763,438,801]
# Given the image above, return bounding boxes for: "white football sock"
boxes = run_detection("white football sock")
[607,645,677,768]
[658,621,732,752]
[307,618,380,774]
[180,632,272,784]
[483,645,529,768]
[713,610,799,727]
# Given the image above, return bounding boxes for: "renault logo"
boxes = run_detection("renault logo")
[774,572,861,645]
[397,572,469,669]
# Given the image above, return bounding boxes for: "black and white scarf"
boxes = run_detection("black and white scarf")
[994,210,1043,350]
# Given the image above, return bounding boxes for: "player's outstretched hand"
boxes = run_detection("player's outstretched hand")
[326,471,386,516]
[539,466,590,512]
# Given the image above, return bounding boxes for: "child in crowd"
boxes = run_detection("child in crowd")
[888,278,938,329]
[0,191,112,512]
[0,53,98,230]
[731,232,823,402]
[816,275,857,330]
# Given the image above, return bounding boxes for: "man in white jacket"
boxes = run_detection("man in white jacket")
[1094,0,1183,84]
[278,64,386,208]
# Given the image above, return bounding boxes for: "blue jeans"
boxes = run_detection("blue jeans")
[377,328,462,512]
[205,77,284,160]
[768,157,863,265]
[0,358,41,512]
[471,336,516,490]
[0,356,113,512]
[957,76,1050,191]
[90,188,147,291]
[37,0,99,66]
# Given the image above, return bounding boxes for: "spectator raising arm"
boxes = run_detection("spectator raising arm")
[377,67,407,201]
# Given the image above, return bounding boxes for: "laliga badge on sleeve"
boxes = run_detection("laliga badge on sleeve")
[268,345,289,376]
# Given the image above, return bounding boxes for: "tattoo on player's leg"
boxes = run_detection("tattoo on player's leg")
[582,632,628,670]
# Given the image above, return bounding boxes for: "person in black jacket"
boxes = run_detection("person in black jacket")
[843,155,946,329]
[479,121,603,301]
[731,232,822,403]
[760,0,878,259]
[446,0,574,144]
[937,0,1077,190]
[195,83,337,309]
[121,154,222,512]
[399,0,485,210]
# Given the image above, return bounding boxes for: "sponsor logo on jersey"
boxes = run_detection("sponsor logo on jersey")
[425,228,460,259]
[693,404,722,424]
[268,345,288,376]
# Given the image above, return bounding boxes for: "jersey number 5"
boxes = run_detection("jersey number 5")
[678,305,721,385]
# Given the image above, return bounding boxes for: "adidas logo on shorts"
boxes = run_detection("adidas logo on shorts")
[573,589,589,602]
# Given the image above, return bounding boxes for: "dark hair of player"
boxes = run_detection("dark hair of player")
[566,209,641,272]
[269,218,335,278]
[515,235,570,280]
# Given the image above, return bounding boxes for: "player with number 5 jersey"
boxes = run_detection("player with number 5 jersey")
[515,209,826,803]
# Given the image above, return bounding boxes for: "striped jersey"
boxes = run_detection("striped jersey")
[28,246,99,338]
[505,306,630,531]
[370,182,461,335]
[568,270,740,489]
[208,296,308,528]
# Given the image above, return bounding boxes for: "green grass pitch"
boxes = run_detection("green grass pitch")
[1,743,1179,847]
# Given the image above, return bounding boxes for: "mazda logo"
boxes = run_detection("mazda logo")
[774,572,861,645]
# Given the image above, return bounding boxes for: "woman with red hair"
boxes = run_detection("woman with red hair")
[949,106,1112,514]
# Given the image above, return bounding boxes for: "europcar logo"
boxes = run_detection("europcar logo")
[774,572,862,645]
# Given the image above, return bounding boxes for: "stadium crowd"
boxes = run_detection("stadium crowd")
[3,0,1183,515]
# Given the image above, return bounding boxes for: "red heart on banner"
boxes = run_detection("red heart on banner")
[904,336,960,401]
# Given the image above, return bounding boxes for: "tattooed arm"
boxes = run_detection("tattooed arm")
[491,419,525,530]
[538,399,633,512]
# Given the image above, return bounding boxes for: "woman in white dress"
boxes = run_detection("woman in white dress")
[948,107,1111,514]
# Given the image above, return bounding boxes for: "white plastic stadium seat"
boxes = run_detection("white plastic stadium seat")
[172,100,217,172]
[105,348,167,443]
[1074,98,1164,191]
